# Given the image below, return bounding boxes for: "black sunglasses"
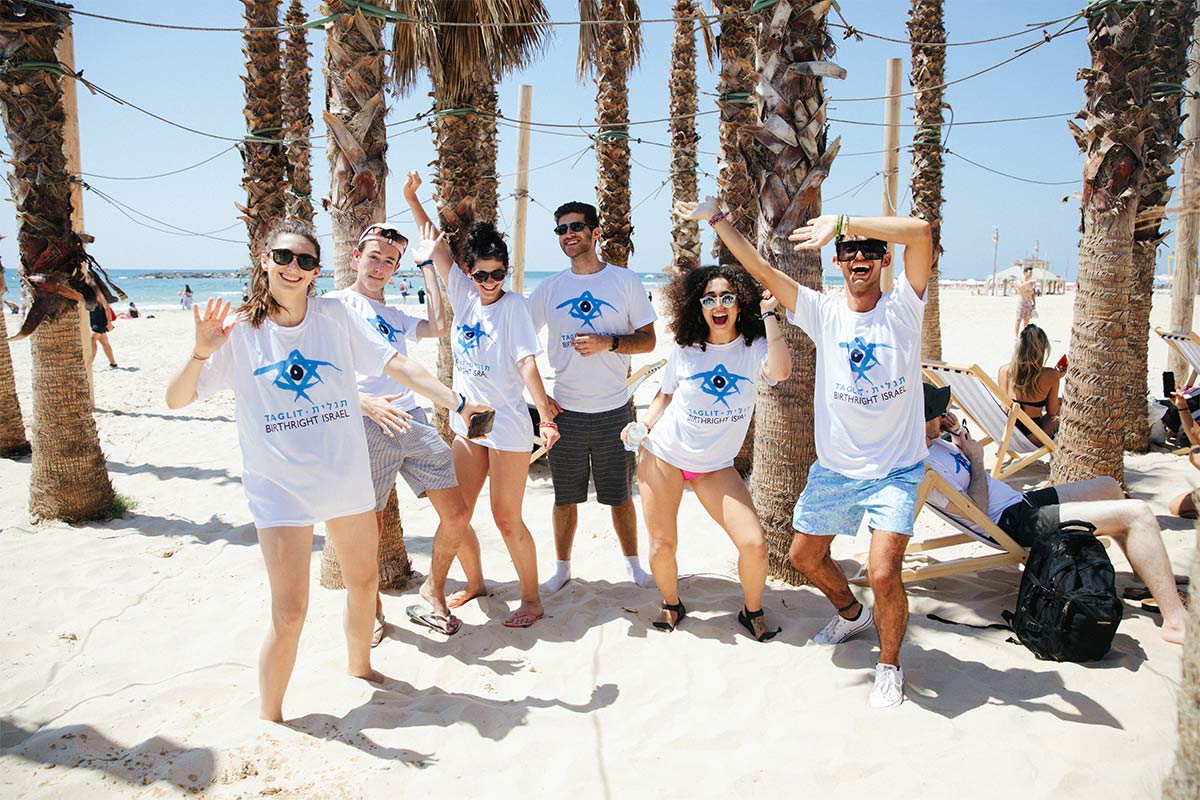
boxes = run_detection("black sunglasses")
[835,238,888,261]
[270,248,319,271]
[471,267,508,284]
[554,221,592,236]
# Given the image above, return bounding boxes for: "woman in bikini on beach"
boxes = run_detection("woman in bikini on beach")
[623,258,790,640]
[997,323,1060,439]
[166,220,488,720]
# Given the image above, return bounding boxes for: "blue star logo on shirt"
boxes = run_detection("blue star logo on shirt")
[373,314,401,343]
[254,349,341,403]
[950,451,971,473]
[456,321,493,356]
[839,336,893,386]
[685,363,750,408]
[556,290,616,331]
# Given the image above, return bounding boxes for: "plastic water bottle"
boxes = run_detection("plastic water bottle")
[624,421,648,452]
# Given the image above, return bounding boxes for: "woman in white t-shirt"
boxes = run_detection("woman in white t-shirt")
[434,221,560,628]
[622,265,790,640]
[165,220,489,721]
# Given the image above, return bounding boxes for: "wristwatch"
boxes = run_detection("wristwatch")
[610,335,619,352]
[761,311,780,322]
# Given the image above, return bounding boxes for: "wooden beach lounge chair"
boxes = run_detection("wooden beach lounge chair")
[922,360,1056,479]
[849,467,1027,586]
[1155,327,1200,386]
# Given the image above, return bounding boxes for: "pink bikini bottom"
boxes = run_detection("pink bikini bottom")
[681,468,704,482]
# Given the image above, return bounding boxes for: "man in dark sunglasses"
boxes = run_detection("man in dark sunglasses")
[528,200,659,593]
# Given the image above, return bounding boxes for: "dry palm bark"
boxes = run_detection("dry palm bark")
[749,0,841,582]
[1124,0,1195,452]
[908,0,945,361]
[1163,520,1199,799]
[0,259,30,458]
[713,0,760,266]
[239,0,288,266]
[1170,24,1200,383]
[668,0,711,273]
[1053,3,1153,485]
[282,0,314,226]
[0,0,115,519]
[579,0,641,268]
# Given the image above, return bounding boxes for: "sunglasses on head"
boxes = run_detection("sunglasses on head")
[358,225,409,248]
[699,293,737,310]
[270,248,319,271]
[470,267,508,284]
[835,238,888,261]
[554,221,592,236]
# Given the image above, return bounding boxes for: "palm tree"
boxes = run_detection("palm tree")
[579,0,642,268]
[1052,3,1153,485]
[1124,0,1194,453]
[712,0,759,266]
[0,259,30,459]
[668,0,712,273]
[282,0,314,226]
[239,0,288,265]
[1163,526,1199,799]
[908,0,946,361]
[0,0,115,520]
[748,0,842,582]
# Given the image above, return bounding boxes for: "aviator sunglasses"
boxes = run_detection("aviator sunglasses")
[553,221,592,236]
[471,267,508,284]
[700,293,737,310]
[835,238,888,262]
[270,248,319,271]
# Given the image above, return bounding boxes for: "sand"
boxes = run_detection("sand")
[0,288,1194,799]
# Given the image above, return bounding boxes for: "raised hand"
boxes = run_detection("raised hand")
[760,289,779,314]
[1172,389,1190,411]
[788,215,838,251]
[402,171,422,203]
[673,195,721,221]
[193,297,235,358]
[413,222,446,265]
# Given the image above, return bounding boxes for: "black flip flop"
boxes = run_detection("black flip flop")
[738,607,781,642]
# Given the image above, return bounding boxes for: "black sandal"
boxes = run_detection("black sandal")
[738,607,781,642]
[652,601,687,632]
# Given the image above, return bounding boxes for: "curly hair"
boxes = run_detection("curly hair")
[240,218,321,329]
[464,220,509,269]
[664,264,765,350]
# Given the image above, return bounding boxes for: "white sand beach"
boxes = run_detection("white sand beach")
[0,288,1194,798]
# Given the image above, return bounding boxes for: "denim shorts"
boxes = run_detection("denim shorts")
[792,459,924,537]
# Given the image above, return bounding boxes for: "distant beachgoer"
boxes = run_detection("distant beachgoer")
[622,265,789,640]
[398,278,409,304]
[418,287,426,305]
[165,219,489,721]
[997,324,1059,439]
[180,284,194,310]
[242,282,250,304]
[677,195,932,709]
[88,289,117,369]
[128,302,140,319]
[1014,265,1035,337]
[528,200,657,594]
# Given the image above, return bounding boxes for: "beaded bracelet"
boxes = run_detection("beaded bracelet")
[539,422,558,429]
[708,210,728,227]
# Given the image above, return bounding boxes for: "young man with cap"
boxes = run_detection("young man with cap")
[922,382,1187,645]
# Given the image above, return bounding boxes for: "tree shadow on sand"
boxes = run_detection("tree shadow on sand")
[105,459,241,486]
[95,406,235,424]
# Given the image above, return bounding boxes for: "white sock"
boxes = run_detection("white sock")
[542,560,572,593]
[625,556,655,588]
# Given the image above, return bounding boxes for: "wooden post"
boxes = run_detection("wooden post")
[511,85,532,294]
[879,58,903,293]
[1170,22,1200,381]
[57,26,92,403]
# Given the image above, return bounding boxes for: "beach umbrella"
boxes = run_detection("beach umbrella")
[667,0,712,273]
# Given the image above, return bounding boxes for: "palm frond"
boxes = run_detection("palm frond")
[577,0,642,81]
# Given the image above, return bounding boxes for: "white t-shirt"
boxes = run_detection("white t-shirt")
[787,276,927,479]
[925,438,1024,526]
[328,288,423,412]
[643,337,773,473]
[196,296,395,527]
[529,263,657,413]
[446,267,543,451]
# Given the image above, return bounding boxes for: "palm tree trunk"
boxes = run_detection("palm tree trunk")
[0,265,30,459]
[593,0,636,268]
[908,0,945,361]
[1170,24,1200,384]
[1163,523,1200,799]
[750,0,840,582]
[1126,240,1155,451]
[471,81,501,227]
[668,0,702,273]
[282,0,314,226]
[240,0,288,264]
[1052,4,1153,486]
[713,0,759,265]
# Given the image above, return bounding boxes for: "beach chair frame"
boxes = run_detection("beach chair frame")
[922,360,1056,479]
[849,467,1028,586]
[1154,327,1200,386]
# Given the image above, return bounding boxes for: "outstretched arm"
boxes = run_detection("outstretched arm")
[166,298,235,409]
[759,291,791,383]
[790,214,933,298]
[517,355,561,450]
[381,352,490,429]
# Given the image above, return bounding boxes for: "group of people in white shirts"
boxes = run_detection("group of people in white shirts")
[167,176,1188,720]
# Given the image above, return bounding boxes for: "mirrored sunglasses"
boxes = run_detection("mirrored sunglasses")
[699,293,737,310]
[270,248,319,271]
[835,238,888,261]
[554,221,591,236]
[471,267,508,284]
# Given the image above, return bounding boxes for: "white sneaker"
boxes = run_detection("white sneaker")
[812,604,874,644]
[869,663,905,709]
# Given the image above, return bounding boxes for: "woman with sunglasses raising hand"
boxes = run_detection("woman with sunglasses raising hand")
[165,220,491,721]
[622,265,790,640]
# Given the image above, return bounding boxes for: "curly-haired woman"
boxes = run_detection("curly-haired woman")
[623,264,790,640]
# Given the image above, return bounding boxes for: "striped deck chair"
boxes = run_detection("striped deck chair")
[1155,327,1200,386]
[922,360,1056,479]
[850,467,1027,585]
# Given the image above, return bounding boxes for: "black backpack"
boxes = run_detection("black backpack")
[1003,520,1123,662]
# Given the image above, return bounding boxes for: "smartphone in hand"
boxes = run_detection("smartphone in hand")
[1164,371,1177,399]
[467,409,495,439]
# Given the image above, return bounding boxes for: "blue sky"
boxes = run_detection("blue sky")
[0,1,1145,281]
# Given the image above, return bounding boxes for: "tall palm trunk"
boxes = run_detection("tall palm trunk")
[1053,4,1152,485]
[713,0,759,265]
[750,0,841,582]
[1163,522,1199,799]
[319,2,408,590]
[282,0,314,226]
[0,0,115,520]
[239,0,288,264]
[668,0,704,273]
[1124,0,1195,452]
[471,82,501,227]
[0,263,30,458]
[1170,24,1200,383]
[908,0,946,361]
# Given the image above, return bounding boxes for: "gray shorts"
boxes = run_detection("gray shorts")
[363,407,458,510]
[546,404,635,507]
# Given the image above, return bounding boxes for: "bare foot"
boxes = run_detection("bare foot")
[447,584,488,609]
[259,708,284,723]
[418,578,452,619]
[349,667,386,683]
[1163,615,1187,645]
[503,601,545,628]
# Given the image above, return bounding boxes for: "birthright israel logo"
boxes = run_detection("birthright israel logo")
[684,363,750,408]
[839,336,892,386]
[254,349,341,402]
[373,314,402,343]
[556,290,616,331]
[456,321,493,357]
